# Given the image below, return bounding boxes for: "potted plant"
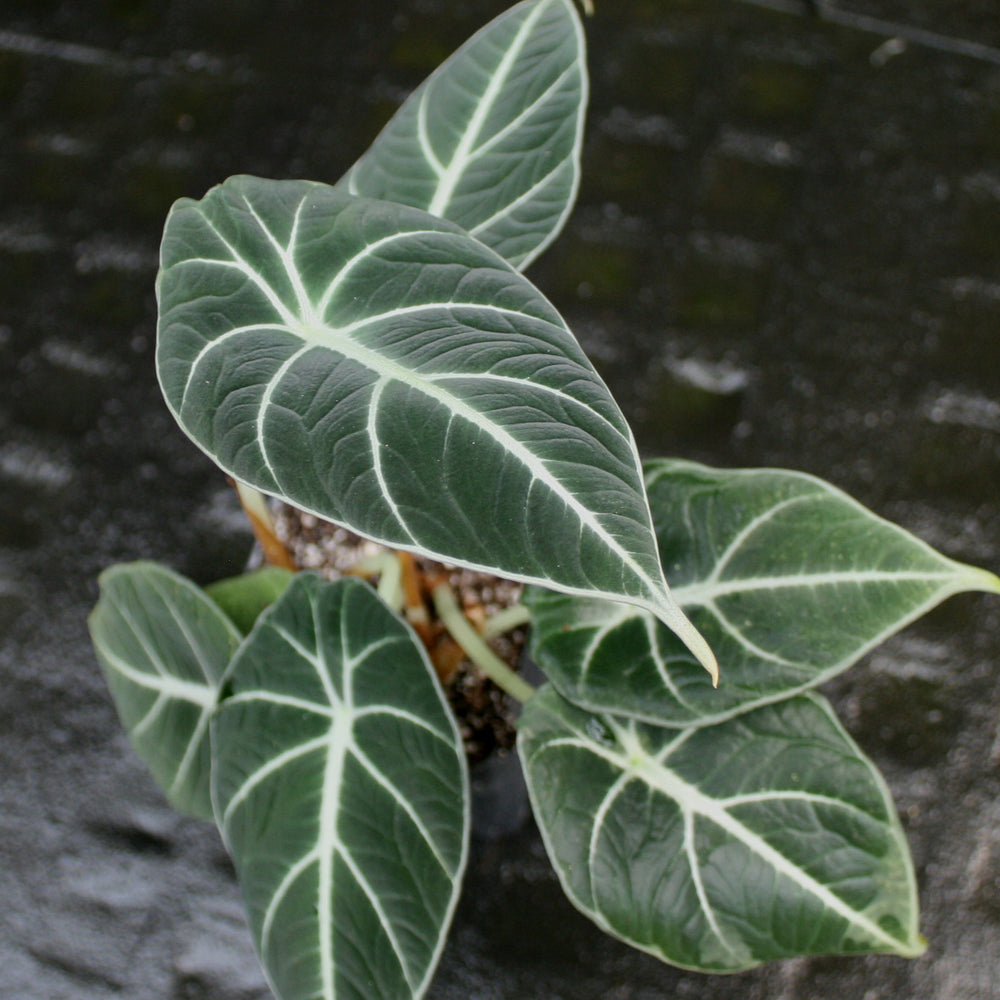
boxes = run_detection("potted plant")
[88,1,1000,997]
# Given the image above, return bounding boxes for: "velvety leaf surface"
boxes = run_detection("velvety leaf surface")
[519,685,923,972]
[156,176,712,672]
[340,0,586,269]
[211,575,468,1000]
[527,459,1000,725]
[88,561,239,819]
[205,566,295,634]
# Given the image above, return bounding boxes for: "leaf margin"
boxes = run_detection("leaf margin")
[518,683,925,973]
[526,457,1000,727]
[87,559,240,820]
[339,0,588,270]
[210,572,471,1000]
[155,175,716,679]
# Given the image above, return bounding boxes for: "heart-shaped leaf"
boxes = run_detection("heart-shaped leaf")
[527,459,1000,725]
[340,0,586,270]
[88,561,240,819]
[519,685,923,972]
[211,574,468,1000]
[156,176,714,675]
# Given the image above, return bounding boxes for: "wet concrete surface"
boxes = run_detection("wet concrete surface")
[2,1,1000,997]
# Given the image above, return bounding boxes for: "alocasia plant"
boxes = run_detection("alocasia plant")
[88,1,1000,997]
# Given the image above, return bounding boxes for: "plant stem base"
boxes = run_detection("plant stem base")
[273,503,526,763]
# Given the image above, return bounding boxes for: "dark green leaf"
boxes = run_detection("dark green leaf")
[341,0,586,269]
[88,561,239,819]
[211,575,468,1000]
[519,685,923,972]
[528,459,1000,724]
[156,177,714,674]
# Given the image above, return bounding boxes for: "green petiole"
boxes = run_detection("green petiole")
[431,582,536,705]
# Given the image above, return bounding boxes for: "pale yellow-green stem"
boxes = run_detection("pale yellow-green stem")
[431,582,536,704]
[480,603,532,641]
[350,551,405,613]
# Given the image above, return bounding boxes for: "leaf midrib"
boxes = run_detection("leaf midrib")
[541,722,911,956]
[318,710,351,1000]
[222,623,459,997]
[673,568,961,606]
[426,0,552,218]
[174,200,664,605]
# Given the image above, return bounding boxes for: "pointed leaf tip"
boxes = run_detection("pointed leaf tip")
[662,601,718,687]
[971,565,1000,595]
[156,175,679,633]
[530,459,999,727]
[520,689,923,971]
[339,0,587,270]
